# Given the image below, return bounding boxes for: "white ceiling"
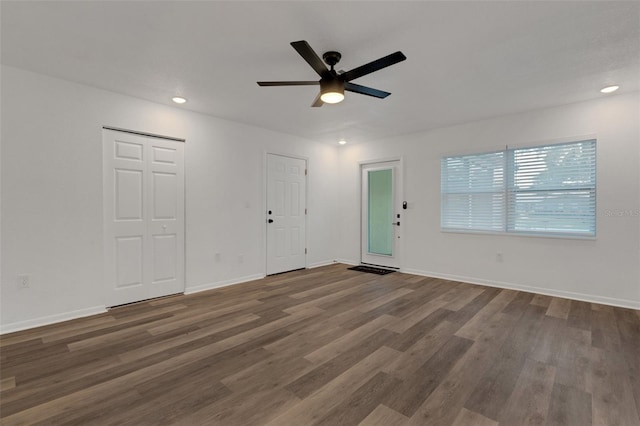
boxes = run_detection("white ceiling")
[2,1,639,144]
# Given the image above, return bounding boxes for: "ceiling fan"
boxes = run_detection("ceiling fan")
[257,40,407,107]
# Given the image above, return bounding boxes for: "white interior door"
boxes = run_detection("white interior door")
[361,161,402,269]
[266,154,307,275]
[103,129,185,307]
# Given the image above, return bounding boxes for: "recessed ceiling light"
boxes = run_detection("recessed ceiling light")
[600,85,619,94]
[172,96,187,104]
[338,139,347,145]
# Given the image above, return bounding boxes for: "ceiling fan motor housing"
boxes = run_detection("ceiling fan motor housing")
[320,78,344,94]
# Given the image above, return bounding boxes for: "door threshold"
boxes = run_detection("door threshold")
[267,267,306,277]
[107,293,183,310]
[360,262,399,271]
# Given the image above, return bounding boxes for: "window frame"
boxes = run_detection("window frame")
[440,139,597,239]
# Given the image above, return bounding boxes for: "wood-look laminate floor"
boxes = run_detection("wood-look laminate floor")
[1,264,639,425]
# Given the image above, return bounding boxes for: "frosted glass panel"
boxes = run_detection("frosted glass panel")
[368,169,393,256]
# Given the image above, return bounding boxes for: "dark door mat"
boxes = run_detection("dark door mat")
[348,265,396,275]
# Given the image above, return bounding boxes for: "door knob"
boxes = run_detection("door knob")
[268,219,274,223]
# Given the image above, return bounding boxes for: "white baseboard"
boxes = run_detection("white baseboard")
[184,273,266,295]
[334,258,359,266]
[0,305,108,335]
[401,268,640,310]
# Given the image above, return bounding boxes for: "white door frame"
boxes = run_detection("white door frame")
[102,127,186,307]
[359,157,404,269]
[263,151,309,275]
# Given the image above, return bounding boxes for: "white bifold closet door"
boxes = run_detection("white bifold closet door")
[103,129,185,307]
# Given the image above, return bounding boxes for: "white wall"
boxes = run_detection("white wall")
[1,66,338,332]
[337,92,640,308]
[2,65,638,333]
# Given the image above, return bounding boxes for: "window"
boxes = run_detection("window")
[441,151,505,232]
[441,140,596,238]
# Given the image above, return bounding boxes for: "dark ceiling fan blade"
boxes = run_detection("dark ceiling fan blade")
[344,82,391,99]
[311,93,323,107]
[340,51,406,82]
[291,41,330,78]
[257,81,319,86]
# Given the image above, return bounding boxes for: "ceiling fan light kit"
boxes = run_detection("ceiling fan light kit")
[258,40,406,107]
[320,79,345,104]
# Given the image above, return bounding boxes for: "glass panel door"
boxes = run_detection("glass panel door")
[361,160,401,269]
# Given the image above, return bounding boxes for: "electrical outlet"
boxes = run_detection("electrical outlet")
[17,274,30,288]
[238,254,244,264]
[496,252,504,263]
[214,252,221,262]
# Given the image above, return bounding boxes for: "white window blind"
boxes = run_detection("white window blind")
[441,139,596,238]
[507,140,596,236]
[441,151,505,232]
